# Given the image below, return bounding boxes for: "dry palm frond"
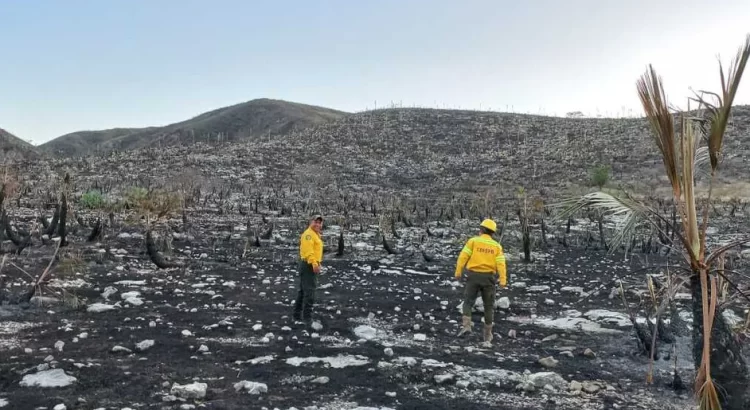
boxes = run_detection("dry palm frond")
[551,190,663,252]
[694,146,711,179]
[637,65,679,199]
[691,34,750,172]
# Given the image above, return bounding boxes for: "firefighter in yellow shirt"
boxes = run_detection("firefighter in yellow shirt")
[455,219,507,344]
[293,215,324,324]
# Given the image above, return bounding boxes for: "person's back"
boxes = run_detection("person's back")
[455,219,507,345]
[461,234,505,279]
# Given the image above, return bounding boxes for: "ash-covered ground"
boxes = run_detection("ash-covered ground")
[3,211,740,410]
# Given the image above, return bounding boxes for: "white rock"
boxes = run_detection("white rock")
[136,340,155,352]
[353,325,377,340]
[101,286,118,300]
[434,374,454,384]
[233,380,268,395]
[311,376,329,384]
[54,341,65,352]
[87,303,116,313]
[497,297,510,309]
[54,404,66,410]
[384,348,394,357]
[198,345,209,352]
[413,333,427,341]
[582,381,601,394]
[171,382,207,399]
[538,356,559,368]
[20,369,77,388]
[311,321,323,331]
[528,372,567,390]
[181,330,192,337]
[111,345,132,354]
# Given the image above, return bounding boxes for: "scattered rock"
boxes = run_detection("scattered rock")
[20,369,77,388]
[136,340,155,352]
[538,356,559,368]
[111,345,132,354]
[233,380,268,395]
[582,381,601,394]
[434,374,455,384]
[87,303,116,313]
[497,297,510,309]
[171,382,207,399]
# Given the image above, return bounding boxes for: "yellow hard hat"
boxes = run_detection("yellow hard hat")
[480,219,497,232]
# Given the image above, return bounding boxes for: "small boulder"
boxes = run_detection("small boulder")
[538,356,559,368]
[171,382,207,399]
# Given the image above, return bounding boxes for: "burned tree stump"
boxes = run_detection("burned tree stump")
[146,230,177,269]
[3,211,31,253]
[88,218,103,242]
[260,223,273,240]
[58,193,68,247]
[336,230,345,257]
[46,204,60,237]
[382,235,397,255]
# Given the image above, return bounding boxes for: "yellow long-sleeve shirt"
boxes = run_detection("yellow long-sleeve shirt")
[454,234,507,286]
[299,227,323,267]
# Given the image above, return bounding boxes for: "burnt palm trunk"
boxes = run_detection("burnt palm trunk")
[690,274,749,409]
[58,193,68,246]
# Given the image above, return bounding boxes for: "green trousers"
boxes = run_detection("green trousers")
[293,261,317,321]
[462,271,497,324]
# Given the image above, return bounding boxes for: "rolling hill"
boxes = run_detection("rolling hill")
[0,127,39,162]
[40,98,348,156]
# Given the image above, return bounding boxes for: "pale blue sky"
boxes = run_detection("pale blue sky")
[1,0,749,144]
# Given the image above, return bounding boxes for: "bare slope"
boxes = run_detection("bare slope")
[40,99,348,156]
[0,128,39,162]
[271,105,750,195]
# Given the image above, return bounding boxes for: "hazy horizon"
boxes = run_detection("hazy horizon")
[2,0,749,144]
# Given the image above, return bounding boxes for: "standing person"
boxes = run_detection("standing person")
[454,219,507,345]
[293,215,324,324]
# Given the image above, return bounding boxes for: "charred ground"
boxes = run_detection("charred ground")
[0,104,749,409]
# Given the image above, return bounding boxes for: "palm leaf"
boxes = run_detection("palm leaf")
[692,34,750,171]
[694,146,712,179]
[637,65,680,199]
[551,191,660,252]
